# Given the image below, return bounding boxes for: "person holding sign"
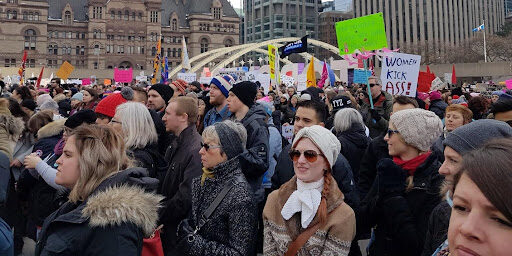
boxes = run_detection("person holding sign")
[360,77,393,138]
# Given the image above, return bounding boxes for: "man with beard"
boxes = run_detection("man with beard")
[147,84,174,117]
[203,75,235,127]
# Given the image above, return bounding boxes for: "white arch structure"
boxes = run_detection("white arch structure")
[169,37,343,79]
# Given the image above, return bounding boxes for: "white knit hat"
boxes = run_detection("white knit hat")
[292,125,341,168]
[390,108,443,152]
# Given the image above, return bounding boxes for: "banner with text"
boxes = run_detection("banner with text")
[380,53,421,97]
[177,72,197,83]
[114,68,133,83]
[268,45,277,80]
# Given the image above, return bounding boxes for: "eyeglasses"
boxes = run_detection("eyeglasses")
[369,83,378,87]
[289,149,323,163]
[387,129,400,137]
[201,142,222,151]
[109,119,122,124]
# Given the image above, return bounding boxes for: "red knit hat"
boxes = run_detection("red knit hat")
[171,79,188,95]
[95,87,134,118]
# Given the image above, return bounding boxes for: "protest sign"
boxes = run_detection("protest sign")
[297,74,307,92]
[256,73,271,95]
[135,76,147,82]
[56,61,74,80]
[335,13,388,55]
[199,76,212,85]
[82,78,91,85]
[114,68,133,83]
[103,79,112,85]
[177,72,197,83]
[268,45,277,80]
[380,53,421,97]
[282,125,294,144]
[506,79,512,89]
[281,74,295,87]
[245,71,259,82]
[444,73,452,84]
[353,69,372,84]
[430,77,445,91]
[417,71,436,93]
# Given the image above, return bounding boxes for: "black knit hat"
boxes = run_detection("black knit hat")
[230,81,257,107]
[331,95,352,112]
[21,99,37,111]
[65,110,97,129]
[149,84,174,104]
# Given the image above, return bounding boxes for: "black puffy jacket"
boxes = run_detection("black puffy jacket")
[35,168,162,256]
[359,153,443,256]
[429,99,448,120]
[358,133,390,200]
[336,123,370,184]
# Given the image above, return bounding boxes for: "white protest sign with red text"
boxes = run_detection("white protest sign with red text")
[380,53,421,97]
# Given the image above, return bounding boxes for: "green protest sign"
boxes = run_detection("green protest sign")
[335,12,388,55]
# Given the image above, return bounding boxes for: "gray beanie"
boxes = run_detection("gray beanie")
[292,125,341,168]
[443,119,512,155]
[214,121,247,160]
[40,100,59,112]
[390,108,443,152]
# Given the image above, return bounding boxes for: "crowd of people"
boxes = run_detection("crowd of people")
[0,74,511,256]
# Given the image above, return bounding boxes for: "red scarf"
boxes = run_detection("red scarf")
[393,151,431,176]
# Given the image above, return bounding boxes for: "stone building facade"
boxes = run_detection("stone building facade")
[0,0,239,71]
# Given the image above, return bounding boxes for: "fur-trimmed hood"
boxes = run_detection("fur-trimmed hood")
[82,168,163,237]
[0,113,25,159]
[37,118,66,139]
[83,184,164,237]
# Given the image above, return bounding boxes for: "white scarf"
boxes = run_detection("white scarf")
[281,177,324,229]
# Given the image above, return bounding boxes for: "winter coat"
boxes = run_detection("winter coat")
[429,99,448,120]
[237,104,270,202]
[359,153,443,256]
[35,168,163,256]
[262,124,282,189]
[358,134,390,200]
[431,134,445,163]
[422,200,451,256]
[279,104,295,125]
[11,132,35,180]
[176,157,258,256]
[0,112,25,160]
[271,144,360,212]
[336,123,371,184]
[159,125,202,254]
[149,109,171,157]
[360,91,393,138]
[263,176,356,256]
[130,143,167,182]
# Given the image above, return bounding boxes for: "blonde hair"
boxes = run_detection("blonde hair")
[68,125,132,203]
[115,102,158,149]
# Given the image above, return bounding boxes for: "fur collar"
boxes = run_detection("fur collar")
[82,184,164,237]
[0,114,25,159]
[37,118,66,139]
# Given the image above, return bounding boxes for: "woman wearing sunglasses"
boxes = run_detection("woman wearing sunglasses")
[176,120,258,255]
[263,125,356,255]
[359,108,444,256]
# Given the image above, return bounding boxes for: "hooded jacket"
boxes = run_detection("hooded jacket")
[35,168,163,256]
[360,91,393,138]
[336,123,371,184]
[237,104,270,201]
[429,99,448,120]
[263,176,356,256]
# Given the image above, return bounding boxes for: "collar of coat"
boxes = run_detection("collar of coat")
[276,176,344,230]
[37,118,66,139]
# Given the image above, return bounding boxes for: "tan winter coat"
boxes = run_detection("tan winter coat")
[263,176,356,256]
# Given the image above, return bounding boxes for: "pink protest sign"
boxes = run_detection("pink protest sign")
[114,68,133,83]
[506,79,512,89]
[82,78,91,85]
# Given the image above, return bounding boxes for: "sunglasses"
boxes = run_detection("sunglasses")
[387,129,400,137]
[201,142,222,151]
[289,149,323,163]
[369,83,378,87]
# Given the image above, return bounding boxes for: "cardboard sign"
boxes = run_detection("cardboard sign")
[114,68,133,83]
[282,125,294,144]
[297,74,307,92]
[417,71,436,93]
[177,72,197,83]
[256,73,271,95]
[103,79,112,86]
[335,13,388,55]
[280,74,295,87]
[444,73,452,84]
[380,53,421,97]
[268,45,277,80]
[199,76,212,85]
[136,76,148,82]
[56,61,75,80]
[353,69,372,84]
[430,77,445,91]
[506,79,512,89]
[82,78,91,85]
[245,71,259,82]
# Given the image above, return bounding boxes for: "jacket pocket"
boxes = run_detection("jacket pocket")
[40,234,69,255]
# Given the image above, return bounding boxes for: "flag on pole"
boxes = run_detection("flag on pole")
[426,65,431,74]
[182,36,191,70]
[161,57,168,83]
[18,51,27,85]
[36,66,44,88]
[451,64,457,85]
[317,61,328,88]
[472,24,485,32]
[306,56,316,88]
[151,35,162,84]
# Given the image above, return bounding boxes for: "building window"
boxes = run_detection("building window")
[166,48,171,57]
[5,59,16,67]
[27,59,35,68]
[225,39,233,47]
[150,11,158,23]
[117,45,124,54]
[151,47,157,56]
[80,46,85,55]
[111,11,115,19]
[138,12,142,21]
[93,30,101,39]
[200,38,209,53]
[75,46,80,55]
[22,11,27,20]
[7,10,17,19]
[118,11,122,19]
[47,59,57,68]
[177,48,181,57]
[24,29,36,50]
[64,11,71,24]
[94,62,98,69]
[213,8,221,19]
[124,10,129,21]
[171,19,178,30]
[172,48,176,57]
[132,12,135,20]
[93,6,102,19]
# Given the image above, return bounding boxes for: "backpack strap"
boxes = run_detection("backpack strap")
[284,222,322,256]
